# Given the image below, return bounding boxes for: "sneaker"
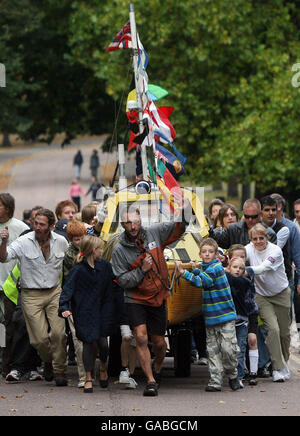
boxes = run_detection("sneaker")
[119,368,130,384]
[282,362,291,380]
[257,362,271,378]
[28,370,43,381]
[239,379,244,389]
[272,369,286,382]
[198,357,208,366]
[77,381,85,388]
[6,370,22,382]
[55,373,68,386]
[205,385,221,392]
[125,377,138,389]
[229,377,240,391]
[248,373,258,386]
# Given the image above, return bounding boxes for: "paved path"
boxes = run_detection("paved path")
[0,136,135,220]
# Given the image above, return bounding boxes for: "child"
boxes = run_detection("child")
[63,220,86,388]
[176,238,240,392]
[59,235,115,393]
[69,178,86,212]
[228,244,259,385]
[226,257,253,387]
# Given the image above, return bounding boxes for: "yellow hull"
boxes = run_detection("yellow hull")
[166,263,203,326]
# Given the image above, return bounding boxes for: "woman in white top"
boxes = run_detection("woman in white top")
[245,223,290,383]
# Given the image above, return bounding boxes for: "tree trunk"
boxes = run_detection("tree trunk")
[1,132,12,147]
[227,180,238,198]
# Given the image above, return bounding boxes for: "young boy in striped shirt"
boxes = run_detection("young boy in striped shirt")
[176,238,240,392]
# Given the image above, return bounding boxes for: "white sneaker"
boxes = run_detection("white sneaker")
[28,370,43,381]
[125,377,138,389]
[239,379,244,389]
[198,357,208,366]
[282,362,291,380]
[119,368,130,384]
[6,370,22,382]
[77,380,85,388]
[272,369,286,382]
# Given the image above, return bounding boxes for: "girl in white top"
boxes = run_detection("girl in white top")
[245,223,290,383]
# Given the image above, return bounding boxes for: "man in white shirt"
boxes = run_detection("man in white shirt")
[0,193,29,377]
[260,196,291,280]
[0,209,69,386]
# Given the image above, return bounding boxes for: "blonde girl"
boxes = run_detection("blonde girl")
[59,235,116,393]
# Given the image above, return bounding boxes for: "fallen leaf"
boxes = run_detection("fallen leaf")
[96,402,102,406]
[0,396,6,399]
[242,410,247,414]
[16,394,23,399]
[10,409,18,412]
[219,400,225,404]
[260,389,266,392]
[133,408,140,412]
[45,405,53,408]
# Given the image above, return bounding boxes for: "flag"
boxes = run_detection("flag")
[155,143,185,178]
[144,101,176,143]
[106,21,132,52]
[147,84,169,101]
[157,159,183,214]
[154,131,186,165]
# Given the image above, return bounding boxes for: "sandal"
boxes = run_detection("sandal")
[143,381,158,397]
[99,369,109,388]
[84,380,93,393]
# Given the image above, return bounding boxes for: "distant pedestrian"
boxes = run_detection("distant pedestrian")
[69,179,86,212]
[86,177,103,202]
[73,150,83,179]
[89,149,100,178]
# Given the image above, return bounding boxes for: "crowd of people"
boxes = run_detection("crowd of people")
[0,187,299,397]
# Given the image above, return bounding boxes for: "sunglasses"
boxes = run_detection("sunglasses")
[252,236,265,241]
[244,214,259,219]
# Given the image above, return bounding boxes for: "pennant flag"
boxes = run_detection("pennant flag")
[144,101,176,144]
[106,21,132,52]
[155,143,185,178]
[156,159,183,214]
[148,84,169,101]
[154,131,186,166]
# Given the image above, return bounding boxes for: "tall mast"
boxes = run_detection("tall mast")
[129,3,148,180]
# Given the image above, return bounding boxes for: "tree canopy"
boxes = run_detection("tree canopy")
[1,0,300,199]
[68,0,300,196]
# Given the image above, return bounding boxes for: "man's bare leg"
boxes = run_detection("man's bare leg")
[134,324,155,383]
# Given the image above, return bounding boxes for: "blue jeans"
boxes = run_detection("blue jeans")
[257,324,270,368]
[236,322,248,380]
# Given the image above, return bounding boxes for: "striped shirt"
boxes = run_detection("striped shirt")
[182,258,236,327]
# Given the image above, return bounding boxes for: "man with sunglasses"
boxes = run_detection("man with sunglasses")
[212,198,277,249]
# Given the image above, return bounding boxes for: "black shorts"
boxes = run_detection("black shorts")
[125,302,167,336]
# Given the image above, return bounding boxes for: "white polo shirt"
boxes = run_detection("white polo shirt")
[5,231,68,289]
[245,241,289,297]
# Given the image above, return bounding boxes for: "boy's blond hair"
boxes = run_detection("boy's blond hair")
[228,256,245,272]
[199,238,218,253]
[228,244,246,259]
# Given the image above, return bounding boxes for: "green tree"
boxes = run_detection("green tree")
[69,0,300,200]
